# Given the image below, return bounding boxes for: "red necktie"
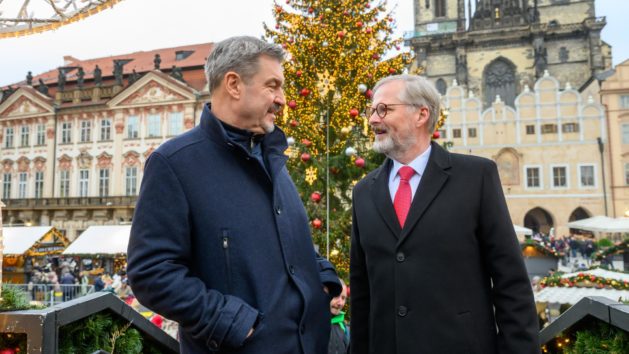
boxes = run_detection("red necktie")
[394,166,415,228]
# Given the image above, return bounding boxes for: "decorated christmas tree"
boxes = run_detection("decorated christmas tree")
[264,0,416,279]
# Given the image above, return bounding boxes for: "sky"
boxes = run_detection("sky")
[0,0,627,87]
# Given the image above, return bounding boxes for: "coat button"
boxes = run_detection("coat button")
[396,252,405,262]
[398,306,407,317]
[276,206,282,215]
[208,339,219,350]
[289,265,295,274]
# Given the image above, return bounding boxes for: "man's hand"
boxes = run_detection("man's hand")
[323,286,329,294]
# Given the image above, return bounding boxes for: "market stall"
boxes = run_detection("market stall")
[2,226,70,283]
[62,225,131,276]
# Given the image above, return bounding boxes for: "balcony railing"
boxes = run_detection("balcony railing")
[2,196,138,209]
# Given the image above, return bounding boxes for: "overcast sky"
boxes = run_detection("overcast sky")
[0,0,626,87]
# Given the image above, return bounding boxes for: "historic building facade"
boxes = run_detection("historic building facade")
[407,0,611,108]
[0,43,212,240]
[601,59,629,218]
[440,72,608,237]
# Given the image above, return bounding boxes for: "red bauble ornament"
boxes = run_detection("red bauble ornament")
[312,218,323,229]
[396,46,401,50]
[356,21,363,28]
[301,138,312,147]
[388,68,396,74]
[432,131,440,139]
[366,3,371,8]
[282,43,288,49]
[296,70,303,77]
[275,24,280,29]
[365,27,373,34]
[343,10,350,16]
[337,31,345,39]
[330,167,340,175]
[288,100,297,109]
[301,153,311,162]
[290,120,299,127]
[308,7,314,14]
[300,88,310,97]
[367,73,373,78]
[365,89,373,99]
[310,192,322,203]
[355,157,365,168]
[372,53,380,60]
[0,349,16,354]
[349,108,359,117]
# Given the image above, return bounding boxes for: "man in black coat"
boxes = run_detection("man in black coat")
[127,36,341,354]
[350,75,540,354]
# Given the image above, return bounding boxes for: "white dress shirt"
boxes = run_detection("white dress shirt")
[388,145,432,202]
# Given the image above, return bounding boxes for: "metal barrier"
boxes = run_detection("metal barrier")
[9,284,95,306]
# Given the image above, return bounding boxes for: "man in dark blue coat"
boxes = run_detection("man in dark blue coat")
[127,36,341,354]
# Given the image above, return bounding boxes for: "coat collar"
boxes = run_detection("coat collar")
[369,141,451,242]
[199,103,289,177]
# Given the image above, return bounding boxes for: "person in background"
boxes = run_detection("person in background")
[328,279,349,354]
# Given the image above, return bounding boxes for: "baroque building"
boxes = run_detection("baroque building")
[0,43,212,240]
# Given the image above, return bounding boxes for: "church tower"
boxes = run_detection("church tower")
[406,0,610,108]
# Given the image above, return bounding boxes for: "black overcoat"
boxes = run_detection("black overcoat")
[350,143,540,354]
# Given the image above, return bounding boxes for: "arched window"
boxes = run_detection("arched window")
[524,207,554,235]
[483,57,517,108]
[435,0,447,17]
[435,78,447,95]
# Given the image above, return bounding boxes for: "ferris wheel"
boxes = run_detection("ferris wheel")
[0,0,122,39]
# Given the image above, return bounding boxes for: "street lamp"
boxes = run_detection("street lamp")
[597,137,608,216]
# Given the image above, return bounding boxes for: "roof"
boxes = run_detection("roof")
[63,225,131,255]
[562,269,629,283]
[566,215,629,233]
[10,42,213,87]
[514,224,533,235]
[2,226,57,255]
[535,286,629,305]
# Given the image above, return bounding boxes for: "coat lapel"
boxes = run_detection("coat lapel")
[369,159,402,238]
[398,142,451,244]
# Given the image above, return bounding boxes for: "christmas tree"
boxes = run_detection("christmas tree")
[264,0,415,280]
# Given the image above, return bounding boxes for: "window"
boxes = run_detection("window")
[78,169,89,197]
[125,167,138,196]
[34,171,44,198]
[468,128,477,138]
[579,165,595,187]
[59,170,70,197]
[2,173,11,199]
[4,127,14,148]
[20,126,29,147]
[168,112,183,136]
[453,129,461,138]
[438,129,447,139]
[525,125,535,135]
[99,169,110,197]
[61,122,72,144]
[526,167,540,188]
[36,124,45,145]
[541,124,558,134]
[127,116,139,139]
[620,95,629,109]
[622,124,629,144]
[435,0,446,17]
[80,121,91,142]
[147,114,161,138]
[18,172,27,198]
[552,166,567,188]
[562,123,579,133]
[100,119,112,141]
[625,163,629,185]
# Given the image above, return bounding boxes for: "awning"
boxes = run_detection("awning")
[2,226,67,255]
[514,224,533,236]
[535,269,629,304]
[63,225,131,256]
[566,216,629,233]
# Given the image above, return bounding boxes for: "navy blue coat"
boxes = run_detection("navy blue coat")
[128,104,341,353]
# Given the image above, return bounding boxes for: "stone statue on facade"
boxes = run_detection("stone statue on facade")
[534,43,548,79]
[93,65,102,86]
[26,71,33,85]
[170,65,185,82]
[113,60,124,86]
[456,54,468,86]
[128,69,140,84]
[154,54,162,70]
[57,68,66,91]
[38,79,49,95]
[77,67,85,88]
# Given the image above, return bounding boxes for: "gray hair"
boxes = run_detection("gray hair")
[373,74,441,133]
[204,36,285,95]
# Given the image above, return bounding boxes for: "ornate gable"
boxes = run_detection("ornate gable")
[0,95,47,117]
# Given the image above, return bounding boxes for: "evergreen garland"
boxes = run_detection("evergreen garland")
[564,323,629,354]
[0,284,33,311]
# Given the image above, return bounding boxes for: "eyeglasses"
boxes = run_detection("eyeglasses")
[367,103,417,119]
